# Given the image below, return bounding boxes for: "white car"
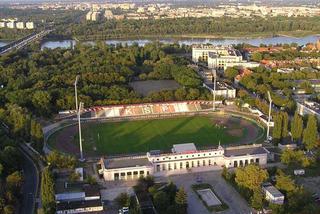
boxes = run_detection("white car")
[119,207,129,214]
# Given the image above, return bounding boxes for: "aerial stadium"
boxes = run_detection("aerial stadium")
[47,101,265,157]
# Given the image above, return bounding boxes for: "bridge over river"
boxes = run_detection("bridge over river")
[0,29,52,55]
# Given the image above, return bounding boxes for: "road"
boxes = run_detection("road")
[19,146,39,214]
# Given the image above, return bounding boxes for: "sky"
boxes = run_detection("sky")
[0,0,316,4]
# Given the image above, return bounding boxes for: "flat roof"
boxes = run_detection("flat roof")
[263,185,284,198]
[104,156,151,169]
[56,199,103,211]
[173,143,197,153]
[224,146,267,157]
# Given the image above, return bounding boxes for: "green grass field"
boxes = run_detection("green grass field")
[77,116,246,155]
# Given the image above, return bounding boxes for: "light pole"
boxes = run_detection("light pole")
[78,102,85,162]
[267,91,273,141]
[74,75,80,112]
[212,69,217,111]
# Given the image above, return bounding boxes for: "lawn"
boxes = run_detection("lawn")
[77,116,244,155]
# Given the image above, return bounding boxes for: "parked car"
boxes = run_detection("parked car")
[119,207,129,214]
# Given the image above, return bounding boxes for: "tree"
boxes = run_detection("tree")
[251,52,262,62]
[32,91,52,116]
[46,150,76,169]
[6,171,23,193]
[115,193,130,208]
[273,113,283,141]
[235,165,268,191]
[281,149,311,167]
[3,205,14,214]
[302,115,318,150]
[224,67,238,80]
[164,181,178,202]
[175,187,188,214]
[251,189,264,211]
[291,112,303,142]
[0,163,3,177]
[275,170,296,193]
[68,172,80,182]
[154,191,169,211]
[281,112,289,138]
[41,167,55,214]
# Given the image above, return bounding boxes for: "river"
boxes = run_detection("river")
[1,35,319,49]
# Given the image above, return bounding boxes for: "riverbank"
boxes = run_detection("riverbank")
[39,34,320,49]
[71,30,320,42]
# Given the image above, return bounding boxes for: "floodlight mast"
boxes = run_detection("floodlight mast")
[212,69,217,111]
[267,91,272,141]
[78,102,85,162]
[74,75,80,112]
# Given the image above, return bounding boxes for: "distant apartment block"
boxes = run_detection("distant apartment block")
[6,21,16,29]
[16,22,25,29]
[25,22,34,29]
[104,10,114,19]
[86,11,101,21]
[0,19,34,30]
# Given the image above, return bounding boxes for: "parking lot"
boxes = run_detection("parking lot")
[157,170,251,214]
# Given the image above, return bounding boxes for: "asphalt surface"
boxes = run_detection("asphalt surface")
[157,170,251,214]
[19,148,38,214]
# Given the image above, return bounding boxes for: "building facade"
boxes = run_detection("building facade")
[99,143,268,181]
[26,22,34,29]
[207,52,243,70]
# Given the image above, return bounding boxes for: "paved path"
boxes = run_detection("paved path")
[157,170,251,214]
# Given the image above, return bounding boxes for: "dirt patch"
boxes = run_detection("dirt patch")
[227,128,244,137]
[52,125,79,155]
[129,80,180,96]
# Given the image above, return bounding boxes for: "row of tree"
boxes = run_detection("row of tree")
[0,130,24,214]
[0,42,203,118]
[222,164,318,213]
[55,16,320,40]
[273,112,318,150]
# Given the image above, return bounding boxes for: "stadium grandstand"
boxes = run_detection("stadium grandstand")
[59,101,217,119]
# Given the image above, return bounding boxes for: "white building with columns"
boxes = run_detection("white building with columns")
[99,143,268,181]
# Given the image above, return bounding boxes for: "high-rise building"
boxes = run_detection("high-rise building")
[26,22,34,29]
[6,21,16,29]
[91,12,101,21]
[0,22,6,28]
[16,22,25,29]
[86,11,93,20]
[104,10,114,19]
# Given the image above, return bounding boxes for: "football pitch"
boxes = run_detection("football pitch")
[70,116,253,155]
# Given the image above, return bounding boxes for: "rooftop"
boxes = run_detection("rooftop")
[224,146,268,157]
[263,185,284,198]
[56,199,103,211]
[172,143,197,153]
[104,156,151,169]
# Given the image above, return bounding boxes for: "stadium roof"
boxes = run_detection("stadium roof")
[224,146,268,157]
[104,157,151,169]
[172,143,197,153]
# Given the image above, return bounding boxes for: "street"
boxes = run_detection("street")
[19,147,39,214]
